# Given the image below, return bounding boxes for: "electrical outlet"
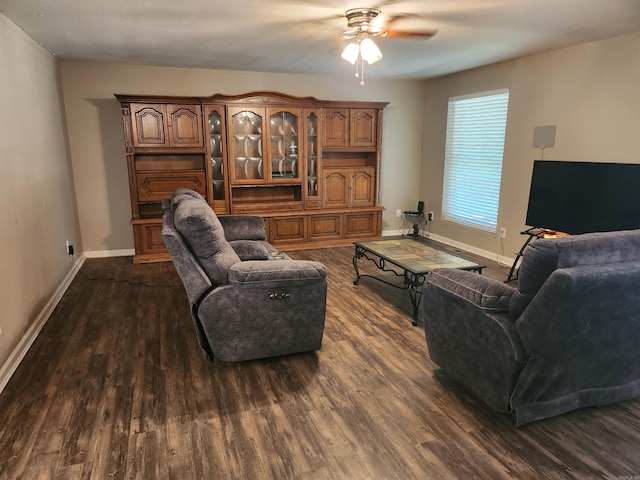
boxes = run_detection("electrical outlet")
[428,211,434,222]
[500,227,507,239]
[66,240,74,256]
[396,209,402,217]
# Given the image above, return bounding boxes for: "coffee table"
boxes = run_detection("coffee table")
[353,239,485,325]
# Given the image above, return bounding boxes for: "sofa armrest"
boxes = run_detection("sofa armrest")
[219,215,267,241]
[228,260,326,286]
[420,269,526,412]
[227,239,291,261]
[426,268,514,312]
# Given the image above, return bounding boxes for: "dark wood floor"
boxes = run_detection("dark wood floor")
[1,238,639,479]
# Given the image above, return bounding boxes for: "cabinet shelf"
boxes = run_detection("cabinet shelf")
[139,202,163,219]
[322,151,376,167]
[134,153,205,171]
[231,184,302,212]
[271,173,299,179]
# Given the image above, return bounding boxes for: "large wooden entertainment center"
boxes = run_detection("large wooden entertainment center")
[116,91,389,263]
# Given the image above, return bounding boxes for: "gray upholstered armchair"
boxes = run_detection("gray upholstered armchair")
[162,188,327,362]
[419,229,640,426]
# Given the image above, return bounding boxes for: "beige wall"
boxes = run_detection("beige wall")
[58,62,426,253]
[421,32,640,259]
[0,15,81,367]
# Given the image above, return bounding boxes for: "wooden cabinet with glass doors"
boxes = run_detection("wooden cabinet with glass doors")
[226,106,303,213]
[117,92,388,260]
[268,108,301,183]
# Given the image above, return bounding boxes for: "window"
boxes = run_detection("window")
[442,89,509,232]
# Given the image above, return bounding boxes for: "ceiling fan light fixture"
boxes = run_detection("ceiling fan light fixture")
[341,42,359,65]
[340,7,386,85]
[360,37,382,64]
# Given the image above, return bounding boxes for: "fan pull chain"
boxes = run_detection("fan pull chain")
[354,54,365,85]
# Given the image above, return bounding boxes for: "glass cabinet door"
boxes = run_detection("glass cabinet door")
[208,109,225,201]
[229,108,265,184]
[306,111,319,198]
[268,109,301,182]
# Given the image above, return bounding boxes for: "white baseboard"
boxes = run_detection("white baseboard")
[83,248,135,258]
[0,255,86,394]
[382,229,514,266]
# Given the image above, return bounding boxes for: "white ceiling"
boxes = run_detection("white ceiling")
[2,0,639,80]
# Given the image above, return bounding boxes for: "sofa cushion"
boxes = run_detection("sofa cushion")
[219,215,267,241]
[427,269,513,312]
[228,239,291,261]
[173,197,240,286]
[228,240,271,261]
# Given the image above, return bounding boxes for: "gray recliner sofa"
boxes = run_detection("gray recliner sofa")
[419,229,640,426]
[162,188,327,362]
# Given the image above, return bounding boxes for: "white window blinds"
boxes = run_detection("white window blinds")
[442,89,509,232]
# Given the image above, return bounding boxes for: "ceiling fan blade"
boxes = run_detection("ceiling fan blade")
[383,29,437,39]
[379,13,437,39]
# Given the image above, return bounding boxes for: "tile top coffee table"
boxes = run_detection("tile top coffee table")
[353,239,486,325]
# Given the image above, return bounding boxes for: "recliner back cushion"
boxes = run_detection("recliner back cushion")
[173,197,240,286]
[509,229,640,319]
[170,187,207,213]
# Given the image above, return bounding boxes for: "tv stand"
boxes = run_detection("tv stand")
[506,227,561,283]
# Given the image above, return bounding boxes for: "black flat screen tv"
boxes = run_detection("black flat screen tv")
[525,160,640,235]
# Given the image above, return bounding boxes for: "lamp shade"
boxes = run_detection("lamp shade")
[341,42,359,65]
[360,37,382,64]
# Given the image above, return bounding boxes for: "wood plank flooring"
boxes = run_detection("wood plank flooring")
[1,238,639,479]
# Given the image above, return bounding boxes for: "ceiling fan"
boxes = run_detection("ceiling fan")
[339,6,437,84]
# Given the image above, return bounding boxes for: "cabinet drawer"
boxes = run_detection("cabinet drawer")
[136,172,206,202]
[269,216,306,243]
[308,214,342,241]
[305,199,321,210]
[344,211,380,238]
